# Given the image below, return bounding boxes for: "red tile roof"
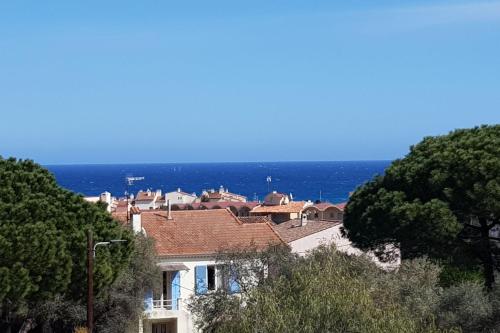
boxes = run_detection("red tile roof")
[112,211,128,225]
[206,192,223,199]
[251,202,307,214]
[140,209,285,257]
[334,202,347,211]
[238,216,272,224]
[135,191,157,201]
[173,202,259,210]
[263,192,287,205]
[272,219,341,243]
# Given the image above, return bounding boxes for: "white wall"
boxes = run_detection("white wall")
[288,224,400,269]
[142,257,220,333]
[164,192,197,205]
[135,201,158,210]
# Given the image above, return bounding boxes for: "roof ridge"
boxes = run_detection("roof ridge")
[225,207,243,225]
[264,221,288,244]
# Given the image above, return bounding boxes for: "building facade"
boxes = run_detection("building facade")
[129,208,284,333]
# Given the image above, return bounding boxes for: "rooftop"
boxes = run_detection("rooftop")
[251,201,307,214]
[135,190,158,201]
[139,209,284,257]
[272,219,341,243]
[172,201,259,210]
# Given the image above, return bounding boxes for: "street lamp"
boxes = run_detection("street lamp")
[87,230,127,333]
[93,239,127,257]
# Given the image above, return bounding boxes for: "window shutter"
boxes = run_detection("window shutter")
[195,265,208,294]
[228,269,241,294]
[144,289,153,313]
[171,271,181,310]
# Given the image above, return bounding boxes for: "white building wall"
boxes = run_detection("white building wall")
[142,257,220,333]
[288,225,400,269]
[135,201,158,210]
[164,191,197,205]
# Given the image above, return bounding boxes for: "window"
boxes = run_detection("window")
[207,265,216,290]
[195,265,215,294]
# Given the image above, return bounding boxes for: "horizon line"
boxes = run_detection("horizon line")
[43,159,394,167]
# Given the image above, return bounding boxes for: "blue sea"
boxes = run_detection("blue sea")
[46,161,391,204]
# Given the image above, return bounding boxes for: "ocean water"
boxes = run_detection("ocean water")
[46,161,391,204]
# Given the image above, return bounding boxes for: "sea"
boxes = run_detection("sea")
[46,161,391,204]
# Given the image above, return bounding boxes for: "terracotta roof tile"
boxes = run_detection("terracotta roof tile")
[112,211,128,225]
[334,202,347,211]
[263,192,287,205]
[140,209,284,257]
[272,219,341,243]
[135,191,157,201]
[173,202,259,210]
[251,202,307,214]
[238,216,272,224]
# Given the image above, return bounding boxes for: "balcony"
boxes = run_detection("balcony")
[152,298,178,310]
[145,296,182,320]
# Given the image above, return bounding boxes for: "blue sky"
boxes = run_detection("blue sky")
[0,1,499,164]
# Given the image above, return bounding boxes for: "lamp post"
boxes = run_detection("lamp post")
[87,230,127,333]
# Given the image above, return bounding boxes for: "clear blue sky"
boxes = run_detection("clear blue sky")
[1,1,499,164]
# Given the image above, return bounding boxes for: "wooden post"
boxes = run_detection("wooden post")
[87,229,94,333]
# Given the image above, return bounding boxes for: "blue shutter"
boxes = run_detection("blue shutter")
[144,289,153,313]
[171,271,181,310]
[229,269,241,294]
[195,265,208,294]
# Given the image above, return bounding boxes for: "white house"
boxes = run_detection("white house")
[83,191,115,212]
[159,188,197,206]
[272,214,400,269]
[130,208,284,333]
[134,189,162,210]
[200,186,247,203]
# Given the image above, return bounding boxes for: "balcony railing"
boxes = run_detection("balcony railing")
[151,297,180,310]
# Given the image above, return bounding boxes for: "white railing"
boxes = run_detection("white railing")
[152,297,180,310]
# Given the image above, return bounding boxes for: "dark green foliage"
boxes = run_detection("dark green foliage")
[0,157,133,330]
[189,245,500,333]
[189,245,452,333]
[343,125,500,287]
[93,235,161,333]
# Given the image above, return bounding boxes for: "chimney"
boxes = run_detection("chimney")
[131,208,142,234]
[167,199,172,220]
[300,213,308,227]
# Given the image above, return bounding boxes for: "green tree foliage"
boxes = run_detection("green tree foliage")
[189,245,453,333]
[0,157,133,331]
[343,125,500,287]
[33,235,160,333]
[190,245,500,333]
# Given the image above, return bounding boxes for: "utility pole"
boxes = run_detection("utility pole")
[87,229,93,333]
